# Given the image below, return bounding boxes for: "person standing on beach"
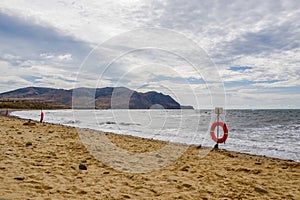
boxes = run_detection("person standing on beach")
[40,110,44,123]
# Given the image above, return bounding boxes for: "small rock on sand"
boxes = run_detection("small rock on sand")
[79,164,87,170]
[25,142,32,146]
[23,120,36,126]
[254,186,268,194]
[14,177,25,181]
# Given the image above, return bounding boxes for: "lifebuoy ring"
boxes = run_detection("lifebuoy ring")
[210,121,228,143]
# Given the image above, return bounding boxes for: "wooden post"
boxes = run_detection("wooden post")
[215,107,223,145]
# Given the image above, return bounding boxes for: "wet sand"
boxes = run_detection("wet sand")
[0,116,299,199]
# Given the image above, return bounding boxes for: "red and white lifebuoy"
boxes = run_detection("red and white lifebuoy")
[210,121,228,143]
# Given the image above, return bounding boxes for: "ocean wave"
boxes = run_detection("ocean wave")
[64,120,81,124]
[11,109,300,162]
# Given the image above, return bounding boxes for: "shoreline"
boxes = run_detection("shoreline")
[0,116,299,199]
[9,110,300,163]
[5,113,299,162]
[7,114,300,163]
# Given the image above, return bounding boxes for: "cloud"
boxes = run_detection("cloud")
[0,0,299,108]
[57,54,72,61]
[40,53,73,62]
[40,53,55,59]
[0,11,90,66]
[219,23,300,57]
[0,11,92,92]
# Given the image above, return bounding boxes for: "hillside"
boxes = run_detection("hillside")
[0,87,191,109]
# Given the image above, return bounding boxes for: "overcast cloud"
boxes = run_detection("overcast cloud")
[0,0,299,108]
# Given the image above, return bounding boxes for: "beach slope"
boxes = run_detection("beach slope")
[0,116,299,199]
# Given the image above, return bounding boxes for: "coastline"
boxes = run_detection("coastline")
[0,116,299,199]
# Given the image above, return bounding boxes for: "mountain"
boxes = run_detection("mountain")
[0,86,192,109]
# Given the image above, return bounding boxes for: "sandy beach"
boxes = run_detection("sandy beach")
[0,115,299,199]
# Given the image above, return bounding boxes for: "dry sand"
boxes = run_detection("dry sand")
[0,115,299,199]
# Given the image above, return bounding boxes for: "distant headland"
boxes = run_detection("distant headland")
[0,87,194,110]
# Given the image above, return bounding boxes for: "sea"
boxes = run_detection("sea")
[11,109,300,162]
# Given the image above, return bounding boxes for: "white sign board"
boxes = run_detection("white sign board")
[215,107,223,114]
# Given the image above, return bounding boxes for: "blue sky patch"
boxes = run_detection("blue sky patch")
[225,79,282,88]
[22,75,41,83]
[150,75,205,85]
[229,66,253,71]
[224,80,255,87]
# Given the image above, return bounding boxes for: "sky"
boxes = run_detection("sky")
[0,0,299,109]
